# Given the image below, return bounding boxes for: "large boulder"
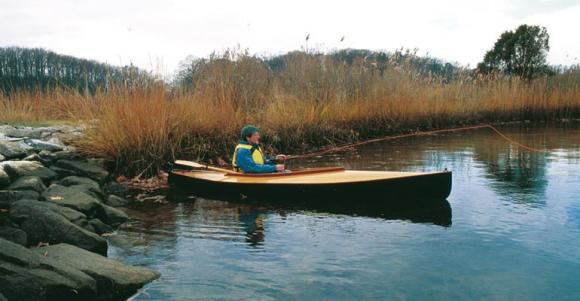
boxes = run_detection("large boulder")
[0,238,97,301]
[8,176,47,194]
[99,204,129,226]
[0,140,32,159]
[42,184,102,217]
[58,176,105,200]
[33,244,160,301]
[54,160,109,184]
[1,161,58,183]
[0,168,9,188]
[8,200,107,255]
[14,200,89,224]
[0,226,27,246]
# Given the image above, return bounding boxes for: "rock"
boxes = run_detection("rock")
[86,158,107,169]
[0,238,97,301]
[23,153,49,166]
[8,199,87,225]
[33,244,160,301]
[23,138,64,152]
[88,219,113,235]
[38,150,57,164]
[0,213,15,227]
[0,190,40,209]
[42,184,102,217]
[0,140,31,159]
[2,127,43,139]
[53,130,84,144]
[104,194,130,207]
[0,167,9,188]
[8,176,47,194]
[8,200,107,255]
[0,153,5,161]
[104,181,131,197]
[53,150,80,161]
[100,204,129,226]
[49,165,79,178]
[0,226,27,246]
[54,160,109,184]
[47,136,64,146]
[0,161,58,183]
[58,176,105,200]
[0,293,7,301]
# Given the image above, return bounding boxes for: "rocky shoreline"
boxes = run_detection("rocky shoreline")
[0,125,160,301]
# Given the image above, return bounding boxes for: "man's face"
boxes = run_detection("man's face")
[247,132,260,144]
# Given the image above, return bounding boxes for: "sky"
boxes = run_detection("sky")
[1,0,579,75]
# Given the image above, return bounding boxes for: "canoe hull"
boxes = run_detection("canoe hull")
[168,169,452,202]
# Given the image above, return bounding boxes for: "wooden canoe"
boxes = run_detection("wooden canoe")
[168,160,452,202]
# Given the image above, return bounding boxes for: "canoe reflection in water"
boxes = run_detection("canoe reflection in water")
[168,188,453,234]
[116,193,452,253]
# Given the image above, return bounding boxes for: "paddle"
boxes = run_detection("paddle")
[174,160,237,174]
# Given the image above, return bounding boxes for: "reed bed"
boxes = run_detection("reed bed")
[1,51,579,176]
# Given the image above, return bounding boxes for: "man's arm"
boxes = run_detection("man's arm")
[264,154,286,165]
[236,149,277,173]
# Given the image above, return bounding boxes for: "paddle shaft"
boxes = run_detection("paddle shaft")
[174,160,236,174]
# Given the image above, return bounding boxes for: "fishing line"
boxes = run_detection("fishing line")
[286,124,549,160]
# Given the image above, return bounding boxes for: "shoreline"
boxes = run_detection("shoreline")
[0,124,160,301]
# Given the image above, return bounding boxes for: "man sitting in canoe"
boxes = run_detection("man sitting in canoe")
[232,125,286,173]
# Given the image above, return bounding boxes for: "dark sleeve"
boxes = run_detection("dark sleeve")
[236,149,277,173]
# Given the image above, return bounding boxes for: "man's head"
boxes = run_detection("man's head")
[240,125,260,144]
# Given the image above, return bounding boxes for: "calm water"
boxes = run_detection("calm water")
[109,124,580,301]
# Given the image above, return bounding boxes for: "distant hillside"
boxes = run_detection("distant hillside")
[0,47,153,94]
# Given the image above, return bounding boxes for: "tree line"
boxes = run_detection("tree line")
[0,47,154,94]
[0,24,569,95]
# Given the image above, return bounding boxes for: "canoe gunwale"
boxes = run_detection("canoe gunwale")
[224,166,346,177]
[170,169,451,185]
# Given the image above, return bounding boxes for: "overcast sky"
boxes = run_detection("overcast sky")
[1,0,579,75]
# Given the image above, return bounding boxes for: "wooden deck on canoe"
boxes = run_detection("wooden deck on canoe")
[168,160,452,202]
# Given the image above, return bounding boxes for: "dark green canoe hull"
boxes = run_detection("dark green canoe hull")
[168,169,452,203]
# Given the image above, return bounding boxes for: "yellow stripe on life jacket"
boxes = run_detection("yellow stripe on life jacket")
[232,144,265,172]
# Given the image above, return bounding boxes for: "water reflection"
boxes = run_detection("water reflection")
[114,194,453,255]
[292,125,579,209]
[109,124,580,301]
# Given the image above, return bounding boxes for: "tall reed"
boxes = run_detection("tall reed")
[1,51,579,176]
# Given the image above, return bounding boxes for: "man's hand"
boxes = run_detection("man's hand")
[275,164,285,172]
[276,154,287,162]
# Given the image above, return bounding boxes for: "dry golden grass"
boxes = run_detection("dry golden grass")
[1,51,579,176]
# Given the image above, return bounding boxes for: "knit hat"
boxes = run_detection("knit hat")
[240,125,259,140]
